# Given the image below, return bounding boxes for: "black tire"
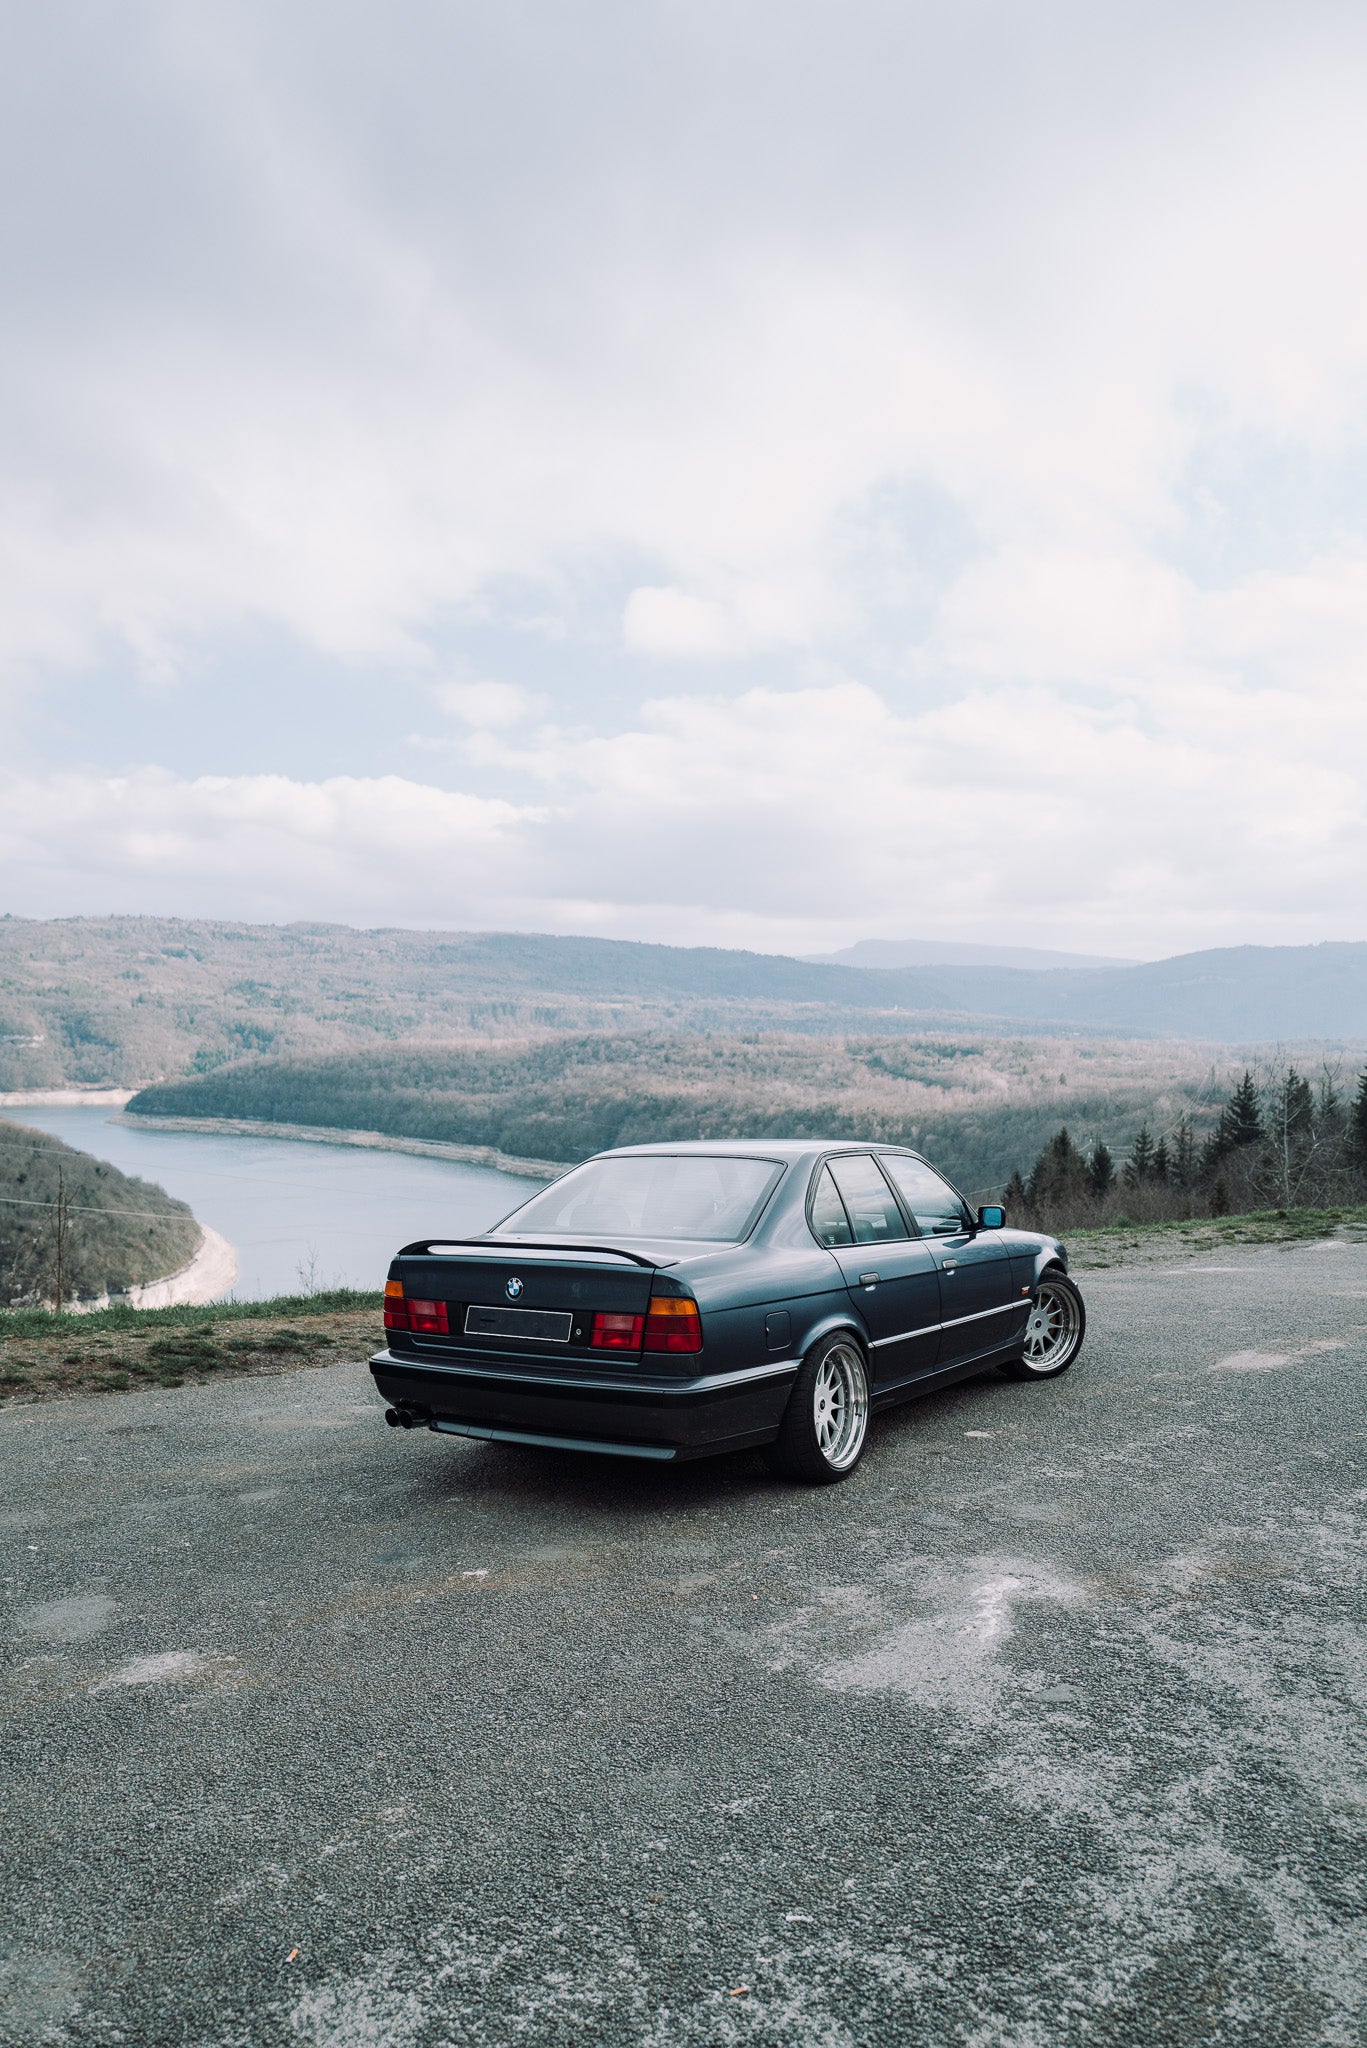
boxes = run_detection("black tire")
[999,1270,1085,1380]
[767,1332,871,1483]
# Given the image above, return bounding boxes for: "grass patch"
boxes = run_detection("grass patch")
[0,1287,379,1343]
[1064,1205,1367,1268]
[0,1290,383,1406]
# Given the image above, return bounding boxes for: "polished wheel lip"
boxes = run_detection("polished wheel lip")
[813,1339,869,1470]
[1022,1279,1080,1370]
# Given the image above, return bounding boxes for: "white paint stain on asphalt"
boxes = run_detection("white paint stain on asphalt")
[16,1594,116,1642]
[813,1559,1088,1721]
[87,1649,237,1693]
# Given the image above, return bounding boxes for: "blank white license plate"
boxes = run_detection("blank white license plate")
[464,1304,574,1343]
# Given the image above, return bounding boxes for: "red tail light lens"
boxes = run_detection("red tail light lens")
[383,1279,408,1331]
[406,1298,449,1335]
[644,1296,702,1354]
[590,1312,645,1350]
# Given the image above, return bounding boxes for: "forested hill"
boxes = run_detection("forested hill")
[126,1034,1228,1198]
[0,1119,199,1305]
[3,915,1367,1088]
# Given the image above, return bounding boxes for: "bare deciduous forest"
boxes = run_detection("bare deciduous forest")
[128,1033,1367,1221]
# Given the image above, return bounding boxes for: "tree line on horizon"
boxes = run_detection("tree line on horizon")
[1006,1062,1367,1229]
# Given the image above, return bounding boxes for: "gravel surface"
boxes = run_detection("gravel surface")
[1,1238,1364,2047]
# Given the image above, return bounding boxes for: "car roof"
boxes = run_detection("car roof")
[588,1139,920,1162]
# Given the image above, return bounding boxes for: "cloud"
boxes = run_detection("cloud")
[5,657,1364,952]
[431,681,545,727]
[5,4,1367,947]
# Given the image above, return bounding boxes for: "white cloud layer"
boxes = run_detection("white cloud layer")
[4,2,1367,952]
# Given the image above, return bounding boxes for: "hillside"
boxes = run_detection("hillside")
[126,1033,1235,1196]
[4,916,1367,1090]
[0,1118,200,1306]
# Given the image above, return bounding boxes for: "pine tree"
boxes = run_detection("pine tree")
[1026,1128,1090,1211]
[1151,1138,1170,1186]
[1089,1142,1114,1199]
[1210,1172,1230,1216]
[1350,1070,1367,1176]
[1277,1067,1314,1139]
[1003,1168,1028,1218]
[1125,1125,1156,1186]
[1222,1071,1263,1150]
[1172,1117,1197,1190]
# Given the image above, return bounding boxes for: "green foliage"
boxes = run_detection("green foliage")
[1026,1128,1091,1209]
[0,1119,199,1306]
[0,1288,378,1342]
[127,1033,1231,1202]
[1125,1125,1156,1186]
[1088,1142,1114,1198]
[1352,1070,1367,1172]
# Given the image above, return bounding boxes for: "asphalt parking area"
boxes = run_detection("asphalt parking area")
[2,1239,1364,2047]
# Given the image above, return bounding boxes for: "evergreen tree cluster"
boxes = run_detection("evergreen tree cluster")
[1005,1062,1367,1228]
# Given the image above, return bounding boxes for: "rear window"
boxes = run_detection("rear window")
[494,1154,782,1243]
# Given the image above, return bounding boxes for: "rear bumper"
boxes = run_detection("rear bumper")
[369,1347,798,1461]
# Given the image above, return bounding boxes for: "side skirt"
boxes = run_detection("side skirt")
[870,1344,1018,1412]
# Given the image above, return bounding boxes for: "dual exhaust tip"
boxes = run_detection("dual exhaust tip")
[384,1406,429,1430]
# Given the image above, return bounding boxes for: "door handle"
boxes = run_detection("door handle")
[942,1260,958,1271]
[858,1272,879,1287]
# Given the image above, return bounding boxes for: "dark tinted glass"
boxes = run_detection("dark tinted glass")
[496,1154,779,1242]
[828,1155,910,1244]
[809,1165,853,1246]
[881,1155,967,1235]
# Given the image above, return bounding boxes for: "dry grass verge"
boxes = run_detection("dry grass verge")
[1062,1205,1367,1269]
[0,1289,381,1406]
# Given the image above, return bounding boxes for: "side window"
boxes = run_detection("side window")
[881,1155,968,1236]
[828,1154,910,1245]
[809,1165,853,1247]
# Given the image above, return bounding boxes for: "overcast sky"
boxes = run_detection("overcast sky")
[4,0,1367,958]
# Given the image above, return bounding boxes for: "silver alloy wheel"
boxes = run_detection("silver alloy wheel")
[1022,1279,1081,1372]
[812,1340,869,1470]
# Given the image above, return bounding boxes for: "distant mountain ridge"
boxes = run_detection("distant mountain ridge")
[1,916,1365,1086]
[805,939,1138,971]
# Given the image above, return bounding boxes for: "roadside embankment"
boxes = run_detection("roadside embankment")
[114,1110,566,1180]
[0,1290,380,1404]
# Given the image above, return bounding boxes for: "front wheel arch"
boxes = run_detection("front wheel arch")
[1000,1269,1085,1380]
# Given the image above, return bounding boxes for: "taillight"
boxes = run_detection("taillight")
[590,1312,644,1350]
[406,1298,449,1335]
[644,1295,702,1354]
[383,1279,408,1331]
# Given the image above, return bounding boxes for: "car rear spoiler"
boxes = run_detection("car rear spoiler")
[397,1237,662,1270]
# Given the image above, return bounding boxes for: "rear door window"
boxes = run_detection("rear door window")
[881,1154,968,1236]
[828,1154,911,1245]
[809,1165,854,1246]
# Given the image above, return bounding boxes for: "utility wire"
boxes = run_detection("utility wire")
[0,1194,192,1220]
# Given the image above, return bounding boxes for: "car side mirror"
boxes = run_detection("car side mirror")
[976,1205,1005,1230]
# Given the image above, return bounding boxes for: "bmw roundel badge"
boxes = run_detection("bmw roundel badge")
[505,1277,523,1300]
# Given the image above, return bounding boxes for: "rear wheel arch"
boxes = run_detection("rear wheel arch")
[767,1328,872,1484]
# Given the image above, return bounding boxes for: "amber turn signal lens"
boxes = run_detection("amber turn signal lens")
[644,1295,702,1354]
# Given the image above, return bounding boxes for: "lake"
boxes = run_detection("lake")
[7,1106,541,1302]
